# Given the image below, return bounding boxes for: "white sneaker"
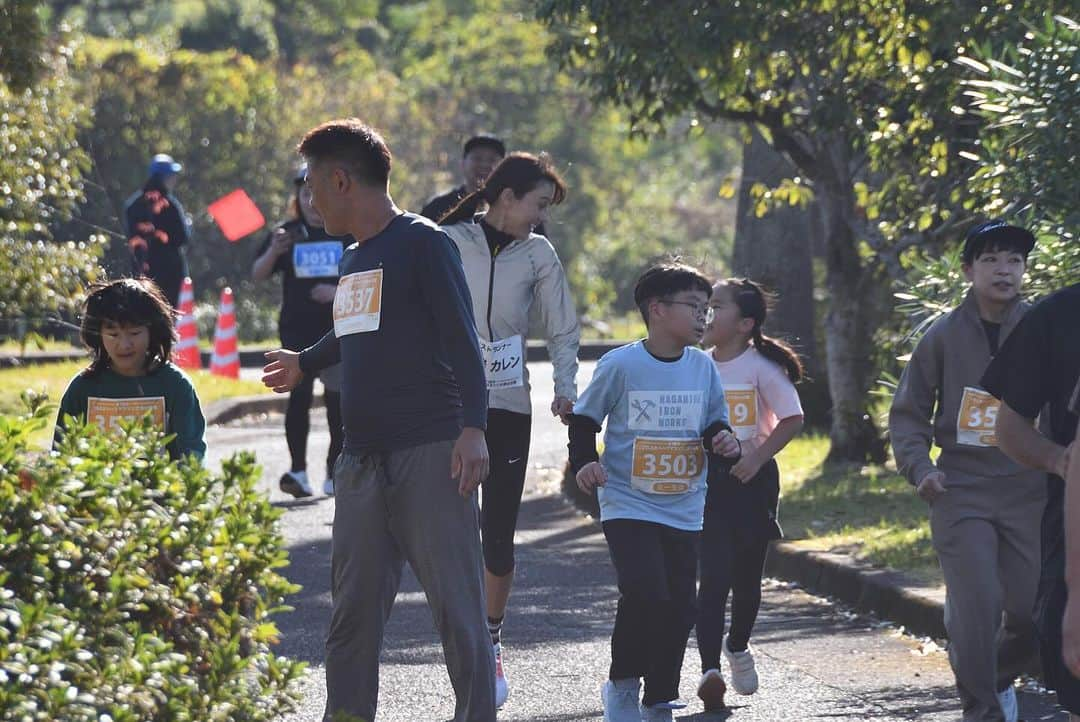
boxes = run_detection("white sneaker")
[279,470,313,498]
[696,668,727,711]
[723,635,759,695]
[494,643,509,708]
[997,685,1018,722]
[323,477,335,496]
[601,678,641,722]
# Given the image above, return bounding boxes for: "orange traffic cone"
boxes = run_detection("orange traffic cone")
[209,287,239,378]
[173,277,201,370]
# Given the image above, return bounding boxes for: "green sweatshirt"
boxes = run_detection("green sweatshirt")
[55,362,206,461]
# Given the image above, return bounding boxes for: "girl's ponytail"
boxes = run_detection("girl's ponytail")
[729,278,804,383]
[438,189,486,226]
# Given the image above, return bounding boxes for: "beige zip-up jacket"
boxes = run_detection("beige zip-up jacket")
[889,290,1042,487]
[442,220,580,415]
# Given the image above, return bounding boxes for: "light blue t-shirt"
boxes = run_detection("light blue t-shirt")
[573,341,729,531]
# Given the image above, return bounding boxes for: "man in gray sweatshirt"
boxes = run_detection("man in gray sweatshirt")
[889,221,1042,722]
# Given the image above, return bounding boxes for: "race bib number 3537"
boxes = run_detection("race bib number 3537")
[956,386,1000,447]
[334,269,383,337]
[87,396,166,433]
[630,437,705,495]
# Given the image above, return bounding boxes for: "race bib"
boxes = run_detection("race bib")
[630,437,705,494]
[957,386,1000,447]
[87,396,166,433]
[334,269,383,337]
[627,390,703,432]
[480,334,525,389]
[725,384,758,441]
[293,241,342,279]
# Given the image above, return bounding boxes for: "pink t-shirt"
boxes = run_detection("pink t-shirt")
[712,346,803,453]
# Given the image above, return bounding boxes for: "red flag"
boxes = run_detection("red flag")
[208,189,265,242]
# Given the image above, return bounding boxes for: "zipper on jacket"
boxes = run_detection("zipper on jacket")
[485,247,499,340]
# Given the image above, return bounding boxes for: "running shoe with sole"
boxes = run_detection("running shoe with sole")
[279,470,313,498]
[696,668,727,711]
[723,635,759,695]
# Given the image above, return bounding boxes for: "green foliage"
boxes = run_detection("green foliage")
[0,396,304,720]
[0,0,47,90]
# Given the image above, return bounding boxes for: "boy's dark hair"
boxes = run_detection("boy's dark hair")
[440,151,567,226]
[722,278,804,382]
[80,278,177,376]
[297,119,392,188]
[633,261,713,328]
[962,219,1036,265]
[463,135,506,158]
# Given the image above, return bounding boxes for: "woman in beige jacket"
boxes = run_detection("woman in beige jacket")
[439,152,581,709]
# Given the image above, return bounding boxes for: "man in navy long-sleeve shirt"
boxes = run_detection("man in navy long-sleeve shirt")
[263,119,495,722]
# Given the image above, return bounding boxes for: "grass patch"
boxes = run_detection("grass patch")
[2,360,269,447]
[776,433,940,585]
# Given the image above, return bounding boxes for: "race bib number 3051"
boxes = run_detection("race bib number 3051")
[293,241,342,279]
[480,334,525,389]
[334,269,383,337]
[630,437,705,495]
[87,396,166,433]
[956,386,1000,447]
[724,384,758,441]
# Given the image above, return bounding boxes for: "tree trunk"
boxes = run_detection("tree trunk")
[731,129,829,425]
[816,140,889,463]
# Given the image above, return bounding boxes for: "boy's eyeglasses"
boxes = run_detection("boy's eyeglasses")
[661,300,715,323]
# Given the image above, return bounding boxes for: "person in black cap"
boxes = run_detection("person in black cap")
[420,135,506,223]
[252,164,349,498]
[980,221,1080,721]
[890,218,1040,722]
[123,153,191,308]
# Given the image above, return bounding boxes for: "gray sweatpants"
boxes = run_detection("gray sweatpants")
[930,473,1045,722]
[324,440,496,722]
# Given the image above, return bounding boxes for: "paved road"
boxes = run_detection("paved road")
[211,362,1066,721]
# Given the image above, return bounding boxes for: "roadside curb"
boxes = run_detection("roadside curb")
[203,392,323,426]
[559,463,948,640]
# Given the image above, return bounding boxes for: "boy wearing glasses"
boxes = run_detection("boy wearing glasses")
[569,261,740,722]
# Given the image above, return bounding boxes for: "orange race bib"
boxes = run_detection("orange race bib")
[724,384,758,441]
[630,437,705,495]
[334,269,383,336]
[87,396,166,433]
[956,386,1000,447]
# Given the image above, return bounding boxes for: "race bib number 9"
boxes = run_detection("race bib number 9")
[334,269,383,337]
[724,384,758,441]
[87,396,166,433]
[293,241,342,279]
[956,386,1000,447]
[480,334,525,389]
[630,437,705,495]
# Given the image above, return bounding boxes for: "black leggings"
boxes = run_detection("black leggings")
[285,372,343,479]
[480,409,531,577]
[696,459,780,671]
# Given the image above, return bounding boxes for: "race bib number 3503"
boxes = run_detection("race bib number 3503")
[334,269,383,337]
[630,437,705,495]
[956,386,1000,447]
[87,396,166,433]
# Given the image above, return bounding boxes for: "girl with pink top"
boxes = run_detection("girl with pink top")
[694,278,805,712]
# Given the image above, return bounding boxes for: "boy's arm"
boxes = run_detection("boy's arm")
[888,327,942,486]
[567,413,602,473]
[567,353,622,471]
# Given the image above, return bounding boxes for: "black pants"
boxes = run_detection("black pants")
[480,409,532,577]
[285,372,343,479]
[696,459,781,671]
[603,518,699,707]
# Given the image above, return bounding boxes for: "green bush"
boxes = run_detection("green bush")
[0,394,303,721]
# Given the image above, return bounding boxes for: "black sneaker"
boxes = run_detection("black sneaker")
[279,471,313,498]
